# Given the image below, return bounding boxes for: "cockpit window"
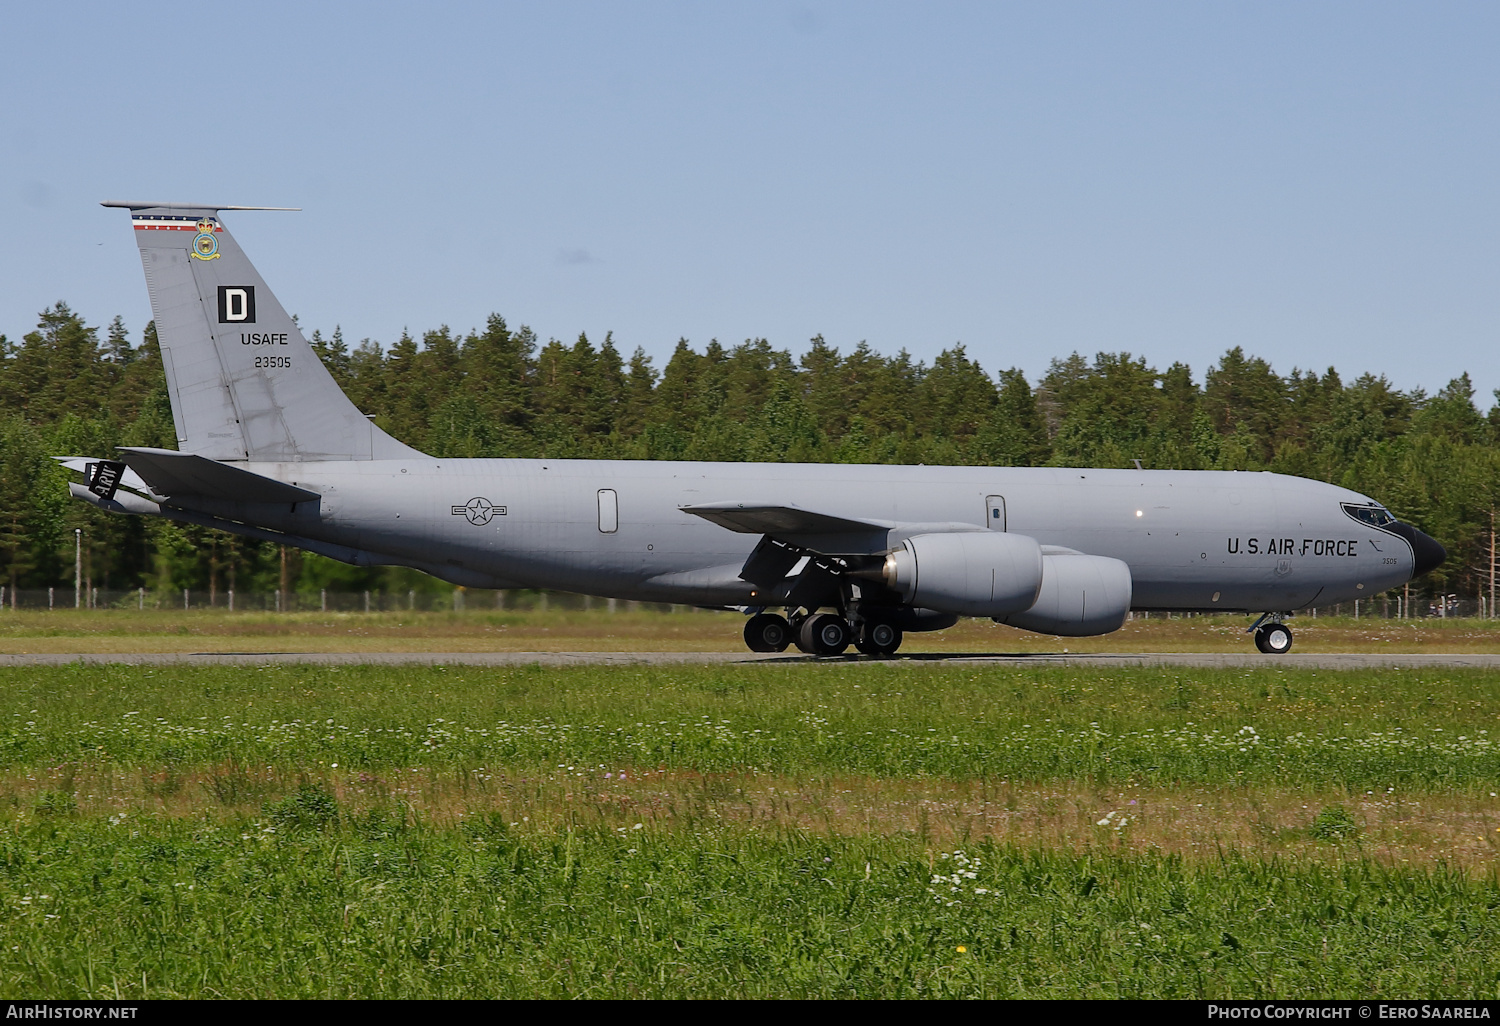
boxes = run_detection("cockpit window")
[1341,503,1397,529]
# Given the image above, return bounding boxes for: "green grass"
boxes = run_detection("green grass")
[3,816,1497,998]
[2,662,1499,998]
[2,662,1497,788]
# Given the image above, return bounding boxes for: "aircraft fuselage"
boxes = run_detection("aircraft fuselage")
[181,458,1413,612]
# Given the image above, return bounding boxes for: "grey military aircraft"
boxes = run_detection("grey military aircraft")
[63,202,1445,656]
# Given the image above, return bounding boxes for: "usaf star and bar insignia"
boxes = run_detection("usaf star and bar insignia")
[452,497,506,525]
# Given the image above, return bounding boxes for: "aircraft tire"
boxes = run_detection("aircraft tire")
[1255,623,1293,654]
[744,613,792,653]
[789,613,816,654]
[855,620,903,657]
[801,613,851,656]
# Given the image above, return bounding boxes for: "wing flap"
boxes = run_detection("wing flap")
[119,447,320,504]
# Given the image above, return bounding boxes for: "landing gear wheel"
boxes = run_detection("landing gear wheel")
[1255,623,1293,654]
[855,620,903,657]
[743,613,792,652]
[800,612,851,656]
[789,613,815,654]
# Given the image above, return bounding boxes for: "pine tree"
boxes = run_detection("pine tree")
[914,345,998,445]
[113,320,171,439]
[800,335,847,438]
[0,418,64,590]
[344,338,389,428]
[310,325,352,387]
[1044,353,1162,469]
[7,304,103,427]
[1203,347,1287,463]
[382,330,425,448]
[977,368,1050,467]
[461,314,535,448]
[653,339,708,432]
[104,315,134,367]
[617,347,659,440]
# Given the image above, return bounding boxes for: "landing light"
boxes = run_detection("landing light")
[1135,510,1143,517]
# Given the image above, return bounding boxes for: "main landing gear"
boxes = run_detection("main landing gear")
[799,612,851,655]
[1249,613,1294,654]
[743,612,792,652]
[854,619,902,657]
[742,610,903,657]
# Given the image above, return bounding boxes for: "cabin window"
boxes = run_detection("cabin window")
[598,489,618,533]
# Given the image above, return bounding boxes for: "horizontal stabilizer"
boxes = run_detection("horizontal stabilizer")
[681,502,889,535]
[101,201,300,212]
[68,481,162,516]
[54,457,152,495]
[118,447,320,504]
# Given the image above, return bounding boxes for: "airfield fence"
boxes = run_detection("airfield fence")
[0,587,695,615]
[0,585,1491,619]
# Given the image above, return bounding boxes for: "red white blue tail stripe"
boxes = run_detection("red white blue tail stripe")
[131,215,219,231]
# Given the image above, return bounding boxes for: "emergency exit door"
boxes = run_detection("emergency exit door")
[985,495,1006,530]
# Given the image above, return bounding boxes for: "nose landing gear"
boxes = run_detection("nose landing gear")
[1255,622,1293,653]
[1249,613,1294,654]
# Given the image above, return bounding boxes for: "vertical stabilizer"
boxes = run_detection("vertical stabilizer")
[103,202,421,462]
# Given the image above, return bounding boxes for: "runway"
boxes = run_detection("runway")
[3,651,1500,668]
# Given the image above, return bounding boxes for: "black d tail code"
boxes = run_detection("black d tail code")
[217,286,256,323]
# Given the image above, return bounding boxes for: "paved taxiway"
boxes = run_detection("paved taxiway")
[3,652,1500,668]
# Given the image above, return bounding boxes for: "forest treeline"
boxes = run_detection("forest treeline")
[2,302,1497,601]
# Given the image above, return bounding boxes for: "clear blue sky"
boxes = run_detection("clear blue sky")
[4,1,1497,403]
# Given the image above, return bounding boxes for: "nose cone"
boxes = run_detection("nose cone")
[1390,522,1446,579]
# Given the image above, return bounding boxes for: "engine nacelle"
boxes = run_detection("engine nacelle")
[996,553,1133,637]
[883,531,1044,617]
[894,607,960,633]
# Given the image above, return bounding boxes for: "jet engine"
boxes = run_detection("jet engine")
[882,531,1044,616]
[994,552,1133,637]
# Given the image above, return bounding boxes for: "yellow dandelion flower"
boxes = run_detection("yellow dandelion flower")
[956,945,967,953]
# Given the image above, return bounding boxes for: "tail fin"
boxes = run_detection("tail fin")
[103,201,421,462]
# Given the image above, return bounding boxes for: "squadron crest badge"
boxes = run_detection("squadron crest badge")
[190,217,221,260]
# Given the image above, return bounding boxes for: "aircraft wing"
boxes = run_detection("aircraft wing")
[680,502,891,535]
[118,447,320,504]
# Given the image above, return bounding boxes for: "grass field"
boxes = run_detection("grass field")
[2,660,1500,997]
[2,606,1499,653]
